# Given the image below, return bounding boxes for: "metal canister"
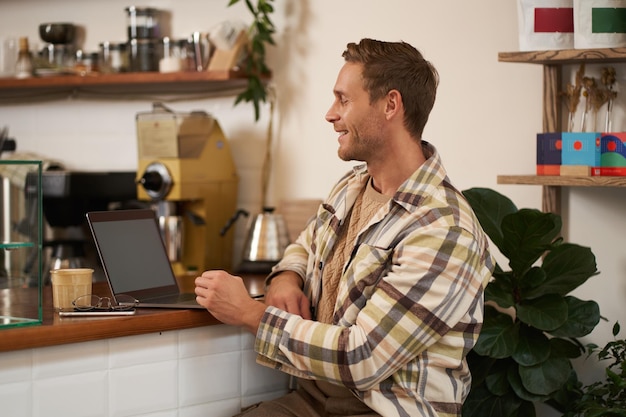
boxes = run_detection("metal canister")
[125,6,161,40]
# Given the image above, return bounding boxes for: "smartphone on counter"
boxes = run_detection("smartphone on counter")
[58,309,136,317]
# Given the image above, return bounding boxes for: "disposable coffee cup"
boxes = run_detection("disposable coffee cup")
[50,268,94,311]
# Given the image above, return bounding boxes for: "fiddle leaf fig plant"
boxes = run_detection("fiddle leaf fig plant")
[228,0,275,121]
[461,187,601,417]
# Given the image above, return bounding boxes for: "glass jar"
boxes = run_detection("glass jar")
[128,38,158,72]
[73,50,99,74]
[158,37,181,73]
[0,37,17,77]
[41,44,75,69]
[100,42,128,73]
[125,6,160,40]
[176,38,195,71]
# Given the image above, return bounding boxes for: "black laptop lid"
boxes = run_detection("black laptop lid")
[86,209,180,299]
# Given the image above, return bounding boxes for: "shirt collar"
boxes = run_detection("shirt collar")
[348,141,449,211]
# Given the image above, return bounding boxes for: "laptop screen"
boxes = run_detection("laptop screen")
[87,209,178,294]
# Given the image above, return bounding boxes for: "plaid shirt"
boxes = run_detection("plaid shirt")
[255,142,494,417]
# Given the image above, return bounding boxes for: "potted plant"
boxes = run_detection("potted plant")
[564,322,626,417]
[227,0,276,121]
[461,187,601,417]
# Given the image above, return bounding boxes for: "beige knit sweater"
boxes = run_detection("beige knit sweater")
[316,179,390,324]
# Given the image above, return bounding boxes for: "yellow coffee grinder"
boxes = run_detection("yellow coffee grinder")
[135,103,239,277]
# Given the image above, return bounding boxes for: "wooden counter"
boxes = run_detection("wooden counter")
[0,275,266,353]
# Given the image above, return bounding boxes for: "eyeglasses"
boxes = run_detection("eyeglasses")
[72,294,139,311]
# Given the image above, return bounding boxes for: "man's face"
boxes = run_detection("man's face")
[326,62,386,162]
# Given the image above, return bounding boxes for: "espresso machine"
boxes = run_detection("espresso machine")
[38,170,139,285]
[135,104,239,276]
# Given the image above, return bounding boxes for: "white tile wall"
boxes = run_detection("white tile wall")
[0,349,31,383]
[0,381,31,417]
[179,352,241,406]
[0,325,289,417]
[33,340,108,379]
[34,371,107,417]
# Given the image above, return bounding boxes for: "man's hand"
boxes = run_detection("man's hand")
[265,271,312,319]
[195,270,266,334]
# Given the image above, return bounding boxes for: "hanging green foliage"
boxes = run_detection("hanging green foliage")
[228,0,275,121]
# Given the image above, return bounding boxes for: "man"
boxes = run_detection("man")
[195,38,494,417]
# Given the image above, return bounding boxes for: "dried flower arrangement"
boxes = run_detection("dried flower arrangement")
[561,63,586,132]
[601,67,618,132]
[561,64,618,132]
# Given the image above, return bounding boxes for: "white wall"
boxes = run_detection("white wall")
[1,0,625,413]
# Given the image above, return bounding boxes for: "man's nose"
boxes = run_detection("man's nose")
[325,104,338,123]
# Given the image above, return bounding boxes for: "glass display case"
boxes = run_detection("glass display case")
[0,160,42,328]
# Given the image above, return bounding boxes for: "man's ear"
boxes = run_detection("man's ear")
[385,89,402,120]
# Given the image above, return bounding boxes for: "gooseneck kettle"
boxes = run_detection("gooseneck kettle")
[239,206,289,273]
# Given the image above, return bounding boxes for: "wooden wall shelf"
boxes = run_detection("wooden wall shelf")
[496,48,626,213]
[0,70,256,99]
[498,175,626,187]
[498,47,626,65]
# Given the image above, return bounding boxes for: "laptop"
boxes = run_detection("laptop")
[86,208,205,309]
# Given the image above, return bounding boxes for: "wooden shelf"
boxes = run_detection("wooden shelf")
[0,70,255,99]
[498,47,626,65]
[497,47,626,213]
[498,175,626,187]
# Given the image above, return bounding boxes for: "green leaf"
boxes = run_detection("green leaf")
[519,266,547,290]
[512,325,550,366]
[516,401,537,417]
[528,243,598,297]
[549,337,584,359]
[547,369,584,414]
[606,367,625,387]
[462,188,518,251]
[234,74,268,121]
[466,351,497,387]
[259,1,274,13]
[474,306,519,358]
[550,296,600,338]
[485,276,515,308]
[517,294,568,331]
[486,363,511,395]
[244,0,255,14]
[500,209,561,273]
[463,385,524,417]
[507,362,552,402]
[520,356,572,395]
